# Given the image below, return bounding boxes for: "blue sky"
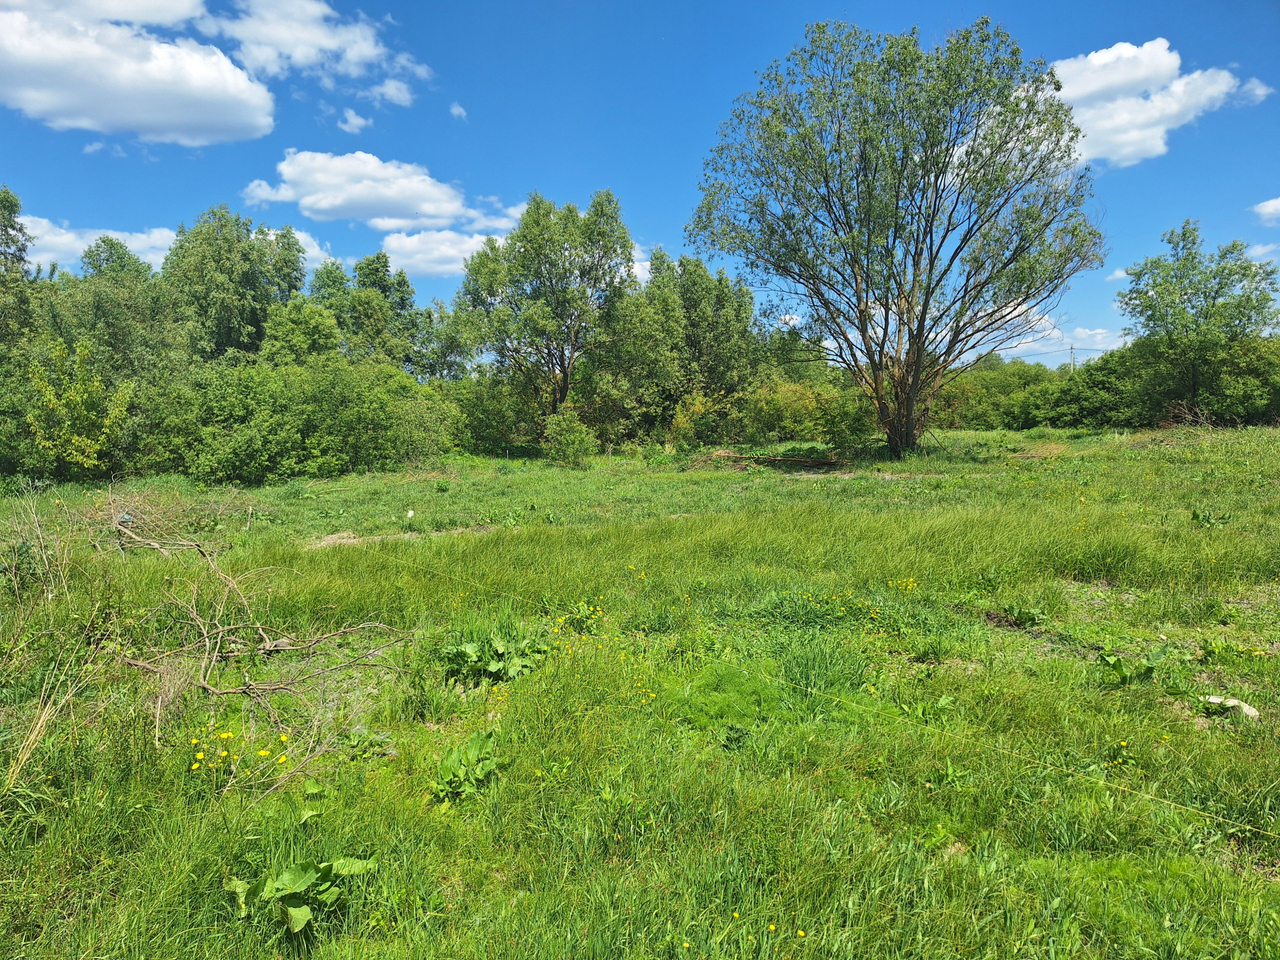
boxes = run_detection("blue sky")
[1,0,1277,366]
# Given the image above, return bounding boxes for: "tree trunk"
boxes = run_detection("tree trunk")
[885,416,922,458]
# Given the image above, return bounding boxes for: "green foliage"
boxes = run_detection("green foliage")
[1117,220,1279,417]
[428,729,498,802]
[163,205,304,358]
[259,294,340,365]
[541,409,597,467]
[689,18,1104,455]
[0,184,32,278]
[457,191,635,416]
[1099,644,1169,688]
[26,341,134,478]
[440,608,549,684]
[225,855,377,935]
[186,358,461,484]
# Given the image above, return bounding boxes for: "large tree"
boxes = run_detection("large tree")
[1117,220,1279,417]
[162,205,305,358]
[688,18,1105,455]
[457,191,635,415]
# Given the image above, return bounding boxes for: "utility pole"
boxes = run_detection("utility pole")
[1069,345,1075,373]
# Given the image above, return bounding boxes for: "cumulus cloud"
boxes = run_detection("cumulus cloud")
[450,101,467,120]
[291,228,332,272]
[1241,77,1275,104]
[0,0,430,145]
[1105,267,1128,281]
[1053,38,1269,167]
[363,78,413,107]
[1070,327,1127,351]
[381,230,491,277]
[243,149,469,230]
[337,107,371,134]
[465,199,526,232]
[0,5,274,145]
[199,0,415,83]
[1248,243,1278,261]
[1253,197,1280,226]
[20,216,177,272]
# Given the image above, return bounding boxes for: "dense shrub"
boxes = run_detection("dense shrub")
[541,409,597,467]
[184,357,461,484]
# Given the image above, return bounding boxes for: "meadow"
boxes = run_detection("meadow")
[2,427,1280,959]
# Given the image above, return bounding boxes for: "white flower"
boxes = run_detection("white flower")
[407,510,414,519]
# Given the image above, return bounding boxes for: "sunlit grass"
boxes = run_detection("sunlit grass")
[3,427,1280,957]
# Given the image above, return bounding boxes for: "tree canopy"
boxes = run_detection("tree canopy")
[688,18,1105,455]
[457,191,635,416]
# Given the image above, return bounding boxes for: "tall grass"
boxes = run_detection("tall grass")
[3,428,1280,957]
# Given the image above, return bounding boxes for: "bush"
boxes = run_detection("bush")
[541,409,597,467]
[183,357,462,484]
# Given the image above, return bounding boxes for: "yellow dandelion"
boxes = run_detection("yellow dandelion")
[277,755,287,764]
[258,749,270,757]
[191,738,199,745]
[195,752,204,760]
[191,762,200,770]
[279,734,288,743]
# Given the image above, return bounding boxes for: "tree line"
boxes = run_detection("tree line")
[0,187,873,484]
[2,18,1277,485]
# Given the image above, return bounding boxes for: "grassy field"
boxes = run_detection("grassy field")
[3,427,1280,959]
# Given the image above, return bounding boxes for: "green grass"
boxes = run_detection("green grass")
[3,427,1280,958]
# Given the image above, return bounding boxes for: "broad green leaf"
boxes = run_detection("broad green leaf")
[327,856,378,876]
[272,861,323,896]
[224,878,251,919]
[278,898,313,933]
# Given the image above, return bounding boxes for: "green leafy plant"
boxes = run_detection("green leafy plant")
[542,409,597,468]
[225,855,377,934]
[1191,508,1232,528]
[1001,603,1047,628]
[428,730,497,802]
[1100,644,1168,688]
[440,609,548,684]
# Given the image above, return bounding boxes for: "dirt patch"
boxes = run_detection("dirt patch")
[310,525,509,548]
[310,530,419,549]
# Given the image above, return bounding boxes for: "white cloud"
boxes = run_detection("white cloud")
[243,149,469,230]
[1253,197,1280,226]
[1070,327,1126,350]
[390,52,432,80]
[631,243,651,284]
[1248,243,1278,261]
[292,228,331,272]
[2,1,206,27]
[199,0,391,81]
[465,200,526,232]
[1053,39,1268,167]
[21,216,176,272]
[1241,78,1274,104]
[0,1,430,145]
[337,107,371,134]
[382,230,490,277]
[0,6,274,145]
[363,78,413,107]
[450,101,467,120]
[83,141,104,154]
[1105,267,1128,281]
